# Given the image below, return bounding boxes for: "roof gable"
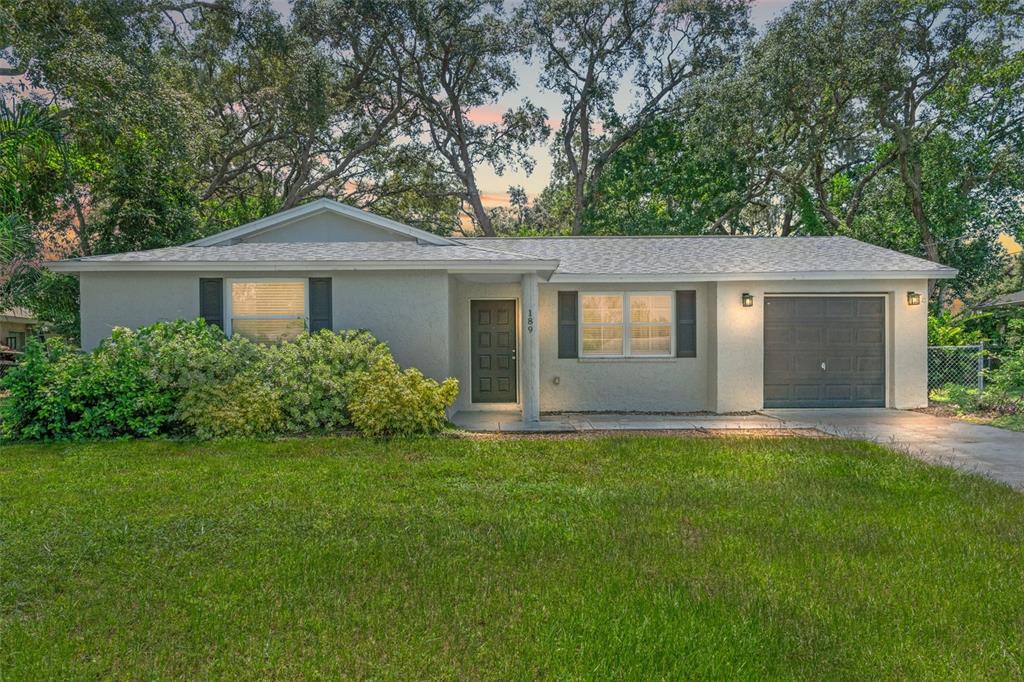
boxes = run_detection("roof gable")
[188,199,458,246]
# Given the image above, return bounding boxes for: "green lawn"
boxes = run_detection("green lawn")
[2,436,1023,679]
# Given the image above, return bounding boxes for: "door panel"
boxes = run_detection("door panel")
[764,296,885,408]
[471,300,517,403]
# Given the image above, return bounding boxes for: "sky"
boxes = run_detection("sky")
[270,0,798,207]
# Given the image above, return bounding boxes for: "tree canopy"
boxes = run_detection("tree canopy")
[1,0,1022,335]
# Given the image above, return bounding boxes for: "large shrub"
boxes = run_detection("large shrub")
[68,327,177,439]
[1,321,459,440]
[347,354,458,437]
[264,330,386,433]
[987,320,1024,399]
[0,337,87,440]
[178,372,282,439]
[1,330,174,440]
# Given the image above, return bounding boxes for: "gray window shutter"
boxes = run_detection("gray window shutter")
[557,291,578,358]
[308,278,332,332]
[199,278,223,330]
[676,290,696,358]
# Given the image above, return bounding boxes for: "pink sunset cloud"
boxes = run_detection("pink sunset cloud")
[466,104,560,129]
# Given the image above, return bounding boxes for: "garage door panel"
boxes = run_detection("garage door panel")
[858,356,884,373]
[826,298,855,317]
[857,299,884,316]
[793,327,822,346]
[765,352,794,374]
[827,327,855,344]
[792,383,823,400]
[793,298,824,317]
[857,327,885,345]
[764,296,886,408]
[826,356,853,372]
[856,384,885,401]
[764,326,793,346]
[825,384,853,400]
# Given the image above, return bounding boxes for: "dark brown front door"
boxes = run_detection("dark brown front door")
[471,299,517,403]
[764,296,886,408]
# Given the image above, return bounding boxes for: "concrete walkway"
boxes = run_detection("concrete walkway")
[765,408,1024,489]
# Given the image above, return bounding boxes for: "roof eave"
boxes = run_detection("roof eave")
[547,269,958,283]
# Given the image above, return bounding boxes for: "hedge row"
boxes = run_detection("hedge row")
[0,320,458,440]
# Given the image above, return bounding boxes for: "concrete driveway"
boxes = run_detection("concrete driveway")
[765,408,1024,490]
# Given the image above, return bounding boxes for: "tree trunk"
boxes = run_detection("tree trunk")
[896,141,941,297]
[464,179,495,236]
[571,174,586,235]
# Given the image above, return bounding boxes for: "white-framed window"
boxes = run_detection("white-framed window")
[226,279,307,344]
[580,292,673,358]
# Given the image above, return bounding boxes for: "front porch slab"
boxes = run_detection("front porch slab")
[452,411,788,433]
[561,413,786,431]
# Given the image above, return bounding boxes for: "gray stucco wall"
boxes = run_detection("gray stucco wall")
[331,271,450,380]
[80,271,199,350]
[79,269,451,381]
[241,212,411,243]
[538,282,711,412]
[449,278,711,413]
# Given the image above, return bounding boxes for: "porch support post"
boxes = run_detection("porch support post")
[521,272,541,422]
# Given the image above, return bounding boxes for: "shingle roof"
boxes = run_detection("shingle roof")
[58,241,550,264]
[461,236,955,277]
[977,290,1024,308]
[0,307,37,321]
[48,234,956,279]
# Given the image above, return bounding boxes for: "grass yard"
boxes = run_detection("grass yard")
[2,435,1023,679]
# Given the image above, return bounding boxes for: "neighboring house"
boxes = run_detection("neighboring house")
[0,307,39,351]
[48,199,956,419]
[977,290,1024,310]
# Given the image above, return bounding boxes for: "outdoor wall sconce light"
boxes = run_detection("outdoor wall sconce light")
[741,292,754,307]
[907,291,922,306]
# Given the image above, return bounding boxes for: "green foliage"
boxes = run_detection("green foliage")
[178,373,283,439]
[68,327,177,439]
[928,311,986,346]
[931,324,1024,420]
[265,330,387,433]
[987,320,1024,398]
[0,321,458,440]
[90,129,201,253]
[584,116,748,235]
[348,354,459,437]
[1,326,181,441]
[0,337,87,440]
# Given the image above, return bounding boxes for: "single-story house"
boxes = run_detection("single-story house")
[48,199,956,419]
[0,307,40,351]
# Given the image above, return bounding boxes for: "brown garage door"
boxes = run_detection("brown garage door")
[764,296,885,408]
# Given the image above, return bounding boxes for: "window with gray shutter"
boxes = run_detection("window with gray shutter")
[557,291,578,358]
[675,290,696,357]
[199,278,223,330]
[308,278,332,332]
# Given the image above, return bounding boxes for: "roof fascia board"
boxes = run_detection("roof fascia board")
[187,198,458,246]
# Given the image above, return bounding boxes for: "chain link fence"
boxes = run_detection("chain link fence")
[927,344,985,391]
